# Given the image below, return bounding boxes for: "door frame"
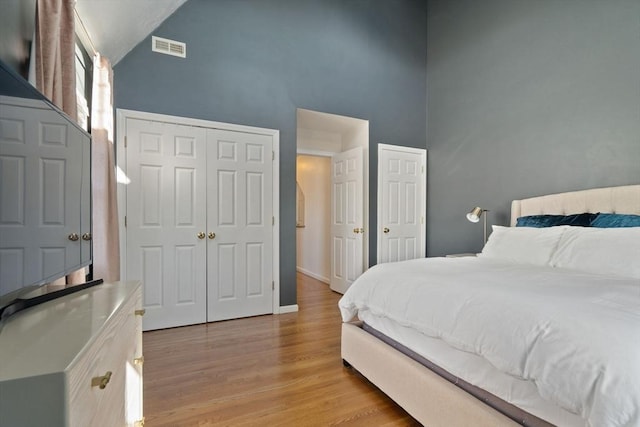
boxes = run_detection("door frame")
[377,143,427,264]
[116,109,281,313]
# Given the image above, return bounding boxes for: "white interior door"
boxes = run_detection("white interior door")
[206,129,273,321]
[378,144,426,264]
[125,118,207,331]
[330,147,364,294]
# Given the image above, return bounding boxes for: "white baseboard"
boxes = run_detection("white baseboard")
[279,304,299,314]
[296,266,330,284]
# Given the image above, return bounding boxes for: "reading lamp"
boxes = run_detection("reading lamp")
[467,207,489,244]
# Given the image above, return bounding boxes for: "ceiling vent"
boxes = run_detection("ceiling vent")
[152,36,186,58]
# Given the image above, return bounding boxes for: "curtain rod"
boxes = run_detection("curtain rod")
[74,8,97,56]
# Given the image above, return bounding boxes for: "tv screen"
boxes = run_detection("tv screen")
[0,59,95,319]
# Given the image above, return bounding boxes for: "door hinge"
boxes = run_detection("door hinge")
[124,136,127,148]
[421,165,424,173]
[124,216,127,227]
[272,216,275,225]
[272,151,275,161]
[272,281,275,290]
[421,216,424,224]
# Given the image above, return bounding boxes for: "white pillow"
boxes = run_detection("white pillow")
[550,227,640,279]
[478,225,568,266]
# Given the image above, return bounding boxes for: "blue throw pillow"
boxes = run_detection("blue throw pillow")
[516,213,597,228]
[591,213,640,228]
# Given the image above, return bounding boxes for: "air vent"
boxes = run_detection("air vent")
[152,36,186,58]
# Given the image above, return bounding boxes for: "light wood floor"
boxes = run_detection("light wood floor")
[143,272,421,426]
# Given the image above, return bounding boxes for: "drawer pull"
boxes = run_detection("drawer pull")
[134,309,146,316]
[91,371,112,389]
[134,356,145,366]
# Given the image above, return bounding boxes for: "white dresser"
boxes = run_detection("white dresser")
[0,281,144,427]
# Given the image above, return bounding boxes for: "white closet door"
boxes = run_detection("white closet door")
[0,100,83,293]
[206,129,273,322]
[378,144,426,264]
[330,147,364,294]
[125,118,207,331]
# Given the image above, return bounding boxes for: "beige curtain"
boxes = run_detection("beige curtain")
[91,54,120,282]
[35,0,77,120]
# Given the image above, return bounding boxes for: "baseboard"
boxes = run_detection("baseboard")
[296,266,330,284]
[279,304,299,314]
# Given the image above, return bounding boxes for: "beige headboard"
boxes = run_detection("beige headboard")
[510,184,640,226]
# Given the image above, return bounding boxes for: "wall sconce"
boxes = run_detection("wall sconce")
[467,207,489,244]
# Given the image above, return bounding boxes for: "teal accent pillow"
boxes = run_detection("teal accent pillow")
[516,213,597,228]
[591,213,640,228]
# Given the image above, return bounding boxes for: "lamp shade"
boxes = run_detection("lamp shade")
[467,207,483,223]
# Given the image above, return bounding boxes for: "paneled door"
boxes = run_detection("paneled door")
[377,144,426,264]
[124,116,275,330]
[206,129,273,321]
[125,118,208,330]
[330,147,364,294]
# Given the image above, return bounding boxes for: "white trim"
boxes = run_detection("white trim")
[296,267,330,285]
[377,143,427,264]
[296,148,336,157]
[116,108,281,315]
[279,304,299,314]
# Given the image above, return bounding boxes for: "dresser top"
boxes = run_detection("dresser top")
[0,281,141,381]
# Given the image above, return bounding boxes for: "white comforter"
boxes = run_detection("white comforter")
[339,257,640,427]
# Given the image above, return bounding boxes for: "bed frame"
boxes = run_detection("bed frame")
[342,184,640,427]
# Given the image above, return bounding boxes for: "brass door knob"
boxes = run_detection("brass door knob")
[68,233,80,241]
[353,228,360,234]
[358,228,364,233]
[383,227,390,234]
[82,233,92,241]
[208,232,216,239]
[197,232,206,239]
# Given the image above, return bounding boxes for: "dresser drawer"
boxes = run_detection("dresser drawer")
[67,287,143,427]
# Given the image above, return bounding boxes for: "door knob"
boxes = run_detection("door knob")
[353,228,360,234]
[358,228,364,233]
[68,233,80,241]
[383,227,390,234]
[197,232,206,239]
[208,232,216,239]
[82,233,92,241]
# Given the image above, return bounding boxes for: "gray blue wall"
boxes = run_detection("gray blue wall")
[427,0,640,256]
[114,0,428,305]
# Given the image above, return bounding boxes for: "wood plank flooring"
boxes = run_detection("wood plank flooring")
[142,272,421,426]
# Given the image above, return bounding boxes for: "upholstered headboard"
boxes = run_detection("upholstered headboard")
[510,184,640,226]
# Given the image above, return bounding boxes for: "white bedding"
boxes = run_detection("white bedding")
[339,257,640,427]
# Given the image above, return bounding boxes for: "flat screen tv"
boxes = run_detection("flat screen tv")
[0,59,100,321]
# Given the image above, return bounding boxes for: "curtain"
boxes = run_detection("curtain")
[35,0,77,120]
[91,54,120,282]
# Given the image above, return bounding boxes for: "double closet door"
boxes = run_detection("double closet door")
[125,118,274,331]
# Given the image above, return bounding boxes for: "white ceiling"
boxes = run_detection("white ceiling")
[74,0,188,65]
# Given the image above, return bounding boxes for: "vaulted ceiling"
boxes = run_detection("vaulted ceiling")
[75,0,188,65]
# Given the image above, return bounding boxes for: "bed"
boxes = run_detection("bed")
[339,184,640,427]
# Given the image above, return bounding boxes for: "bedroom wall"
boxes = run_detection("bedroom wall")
[113,0,427,306]
[427,0,640,256]
[0,0,36,77]
[296,155,331,283]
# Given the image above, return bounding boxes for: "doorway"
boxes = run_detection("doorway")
[295,108,369,294]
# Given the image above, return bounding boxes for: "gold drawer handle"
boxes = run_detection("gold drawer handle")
[135,309,146,316]
[133,356,144,366]
[91,371,112,389]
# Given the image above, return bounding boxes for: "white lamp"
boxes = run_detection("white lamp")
[467,207,489,244]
